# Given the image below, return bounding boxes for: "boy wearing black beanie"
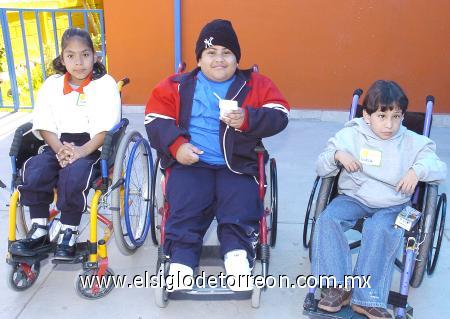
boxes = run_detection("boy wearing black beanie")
[145,19,290,292]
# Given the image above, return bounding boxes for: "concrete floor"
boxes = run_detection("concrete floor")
[0,113,448,319]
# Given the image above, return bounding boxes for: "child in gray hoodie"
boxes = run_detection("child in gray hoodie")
[312,80,447,319]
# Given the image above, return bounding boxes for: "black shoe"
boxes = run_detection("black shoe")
[54,228,77,260]
[9,223,51,256]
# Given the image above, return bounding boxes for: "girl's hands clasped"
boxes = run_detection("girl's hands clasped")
[56,142,87,167]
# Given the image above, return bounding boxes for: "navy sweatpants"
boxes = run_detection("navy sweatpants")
[164,163,263,269]
[18,133,100,226]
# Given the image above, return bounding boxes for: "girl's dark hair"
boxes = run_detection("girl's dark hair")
[362,80,409,115]
[52,28,106,79]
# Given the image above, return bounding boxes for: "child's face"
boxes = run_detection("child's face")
[198,45,237,82]
[363,106,404,140]
[61,36,95,85]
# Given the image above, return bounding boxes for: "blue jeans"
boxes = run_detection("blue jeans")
[311,194,407,308]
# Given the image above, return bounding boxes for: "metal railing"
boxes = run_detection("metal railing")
[0,8,105,111]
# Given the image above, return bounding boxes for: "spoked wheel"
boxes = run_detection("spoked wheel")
[410,185,438,288]
[154,260,169,308]
[303,176,320,250]
[150,156,165,246]
[75,267,115,299]
[8,262,40,291]
[427,193,447,275]
[112,130,153,255]
[265,158,278,247]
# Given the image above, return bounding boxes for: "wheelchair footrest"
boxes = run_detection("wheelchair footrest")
[6,252,50,265]
[170,287,251,300]
[303,304,366,319]
[51,242,89,265]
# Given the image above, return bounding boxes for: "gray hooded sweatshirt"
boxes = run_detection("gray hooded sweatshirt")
[316,117,447,208]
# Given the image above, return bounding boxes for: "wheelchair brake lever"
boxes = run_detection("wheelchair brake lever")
[103,178,125,199]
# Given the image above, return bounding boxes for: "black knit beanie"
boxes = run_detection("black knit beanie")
[195,19,241,63]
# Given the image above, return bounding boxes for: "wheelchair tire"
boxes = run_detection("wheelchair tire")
[111,130,152,255]
[303,176,320,249]
[16,202,60,239]
[267,158,278,247]
[307,176,337,261]
[410,185,438,288]
[75,267,115,299]
[251,261,263,308]
[7,261,40,291]
[150,156,164,246]
[426,193,446,275]
[16,204,31,238]
[154,261,169,307]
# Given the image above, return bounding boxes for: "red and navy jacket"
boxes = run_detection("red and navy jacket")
[144,67,290,177]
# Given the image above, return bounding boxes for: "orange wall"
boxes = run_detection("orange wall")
[105,1,450,113]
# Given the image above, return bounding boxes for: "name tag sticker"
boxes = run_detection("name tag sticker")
[77,93,87,106]
[359,148,382,166]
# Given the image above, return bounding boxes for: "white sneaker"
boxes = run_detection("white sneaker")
[224,249,254,291]
[167,263,194,291]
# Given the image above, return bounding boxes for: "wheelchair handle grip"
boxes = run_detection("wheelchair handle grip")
[9,122,33,157]
[117,77,130,93]
[177,62,186,74]
[353,88,363,97]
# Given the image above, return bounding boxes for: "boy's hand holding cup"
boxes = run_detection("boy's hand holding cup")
[219,99,238,118]
[219,99,244,128]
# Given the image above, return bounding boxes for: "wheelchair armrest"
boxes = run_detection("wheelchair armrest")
[315,176,338,216]
[9,122,33,157]
[100,118,129,161]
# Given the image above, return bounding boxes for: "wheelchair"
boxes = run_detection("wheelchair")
[302,89,447,319]
[5,78,153,299]
[148,146,278,308]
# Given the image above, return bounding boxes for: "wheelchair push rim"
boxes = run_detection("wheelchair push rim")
[111,130,152,255]
[150,156,163,246]
[123,136,153,246]
[267,158,278,247]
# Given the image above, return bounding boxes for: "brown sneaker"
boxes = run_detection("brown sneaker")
[317,288,351,312]
[352,304,392,319]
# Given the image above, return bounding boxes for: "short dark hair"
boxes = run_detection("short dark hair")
[52,28,106,79]
[362,80,408,115]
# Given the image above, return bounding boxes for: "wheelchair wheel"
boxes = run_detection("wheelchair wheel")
[7,262,40,291]
[305,176,337,261]
[111,130,152,255]
[150,156,165,246]
[410,185,438,288]
[16,202,60,239]
[154,260,169,307]
[75,267,115,299]
[302,176,320,249]
[265,158,278,247]
[426,193,446,275]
